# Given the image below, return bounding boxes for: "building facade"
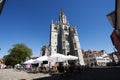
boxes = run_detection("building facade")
[107,0,120,54]
[83,49,111,67]
[40,45,51,57]
[109,52,120,64]
[50,10,85,65]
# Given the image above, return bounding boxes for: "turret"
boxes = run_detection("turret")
[59,10,67,24]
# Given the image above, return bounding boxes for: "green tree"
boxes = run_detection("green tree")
[4,43,32,66]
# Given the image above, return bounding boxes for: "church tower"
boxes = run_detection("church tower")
[50,10,85,65]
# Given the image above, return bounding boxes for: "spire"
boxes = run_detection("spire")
[59,9,67,24]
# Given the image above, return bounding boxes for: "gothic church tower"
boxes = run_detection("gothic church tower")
[50,10,85,65]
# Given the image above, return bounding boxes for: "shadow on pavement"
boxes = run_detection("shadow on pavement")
[33,67,120,80]
[33,74,63,80]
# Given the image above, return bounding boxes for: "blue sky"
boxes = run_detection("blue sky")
[0,0,115,58]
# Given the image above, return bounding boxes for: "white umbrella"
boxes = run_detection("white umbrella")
[24,59,36,64]
[66,55,78,60]
[48,53,67,62]
[34,56,48,63]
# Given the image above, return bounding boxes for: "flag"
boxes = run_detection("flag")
[111,29,120,53]
[0,0,6,15]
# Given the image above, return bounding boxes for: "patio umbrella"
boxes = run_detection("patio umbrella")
[24,59,36,64]
[33,56,48,63]
[48,53,67,62]
[66,55,78,60]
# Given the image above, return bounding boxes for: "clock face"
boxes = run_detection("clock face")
[0,0,3,3]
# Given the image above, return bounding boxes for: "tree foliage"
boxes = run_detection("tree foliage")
[4,43,32,66]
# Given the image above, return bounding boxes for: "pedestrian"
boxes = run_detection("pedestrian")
[76,63,81,73]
